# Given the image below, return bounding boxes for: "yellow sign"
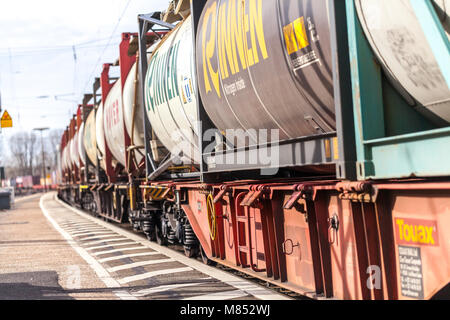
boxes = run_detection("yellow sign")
[1,110,12,128]
[283,17,309,55]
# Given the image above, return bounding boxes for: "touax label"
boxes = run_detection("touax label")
[395,218,439,246]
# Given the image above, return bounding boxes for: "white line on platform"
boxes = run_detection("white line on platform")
[74,231,116,238]
[78,233,118,241]
[59,220,87,224]
[131,282,206,297]
[183,289,248,300]
[61,221,100,226]
[62,225,101,230]
[64,226,105,232]
[93,246,147,256]
[65,228,107,235]
[86,242,137,251]
[56,194,290,300]
[82,237,129,247]
[99,251,160,263]
[118,267,193,285]
[60,222,96,227]
[39,194,136,300]
[60,223,94,228]
[71,230,113,237]
[107,258,174,273]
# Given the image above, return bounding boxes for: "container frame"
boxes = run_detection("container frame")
[343,0,450,180]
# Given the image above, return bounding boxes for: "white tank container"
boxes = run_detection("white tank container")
[70,132,79,167]
[61,146,67,171]
[78,122,86,166]
[144,16,200,164]
[63,144,70,170]
[103,63,144,169]
[103,80,126,166]
[68,138,74,168]
[355,0,450,125]
[66,142,72,170]
[123,62,145,149]
[84,109,97,166]
[95,103,106,170]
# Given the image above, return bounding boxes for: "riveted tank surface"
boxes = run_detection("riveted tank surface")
[196,0,335,145]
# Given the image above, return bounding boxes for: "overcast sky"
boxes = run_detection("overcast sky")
[0,0,169,145]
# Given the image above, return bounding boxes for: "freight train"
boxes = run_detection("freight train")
[58,0,450,300]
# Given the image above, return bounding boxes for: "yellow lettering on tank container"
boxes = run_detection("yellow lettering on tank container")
[203,0,269,96]
[219,2,241,79]
[230,0,247,73]
[217,0,247,80]
[248,0,268,64]
[218,3,232,78]
[244,12,254,66]
[202,2,220,97]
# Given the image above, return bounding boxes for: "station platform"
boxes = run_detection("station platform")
[0,193,288,300]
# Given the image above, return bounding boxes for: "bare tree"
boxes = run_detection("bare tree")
[9,131,38,176]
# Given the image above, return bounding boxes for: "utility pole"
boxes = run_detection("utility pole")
[33,127,49,192]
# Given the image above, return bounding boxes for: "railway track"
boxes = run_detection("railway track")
[40,193,294,300]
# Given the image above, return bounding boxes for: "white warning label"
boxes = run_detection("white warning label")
[399,245,424,299]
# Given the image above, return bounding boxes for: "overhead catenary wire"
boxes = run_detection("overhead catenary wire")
[79,0,133,108]
[0,0,134,124]
[0,37,122,57]
[73,46,77,97]
[0,43,121,58]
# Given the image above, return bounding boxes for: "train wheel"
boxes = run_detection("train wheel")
[200,246,216,266]
[155,224,167,246]
[145,227,156,241]
[183,245,199,258]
